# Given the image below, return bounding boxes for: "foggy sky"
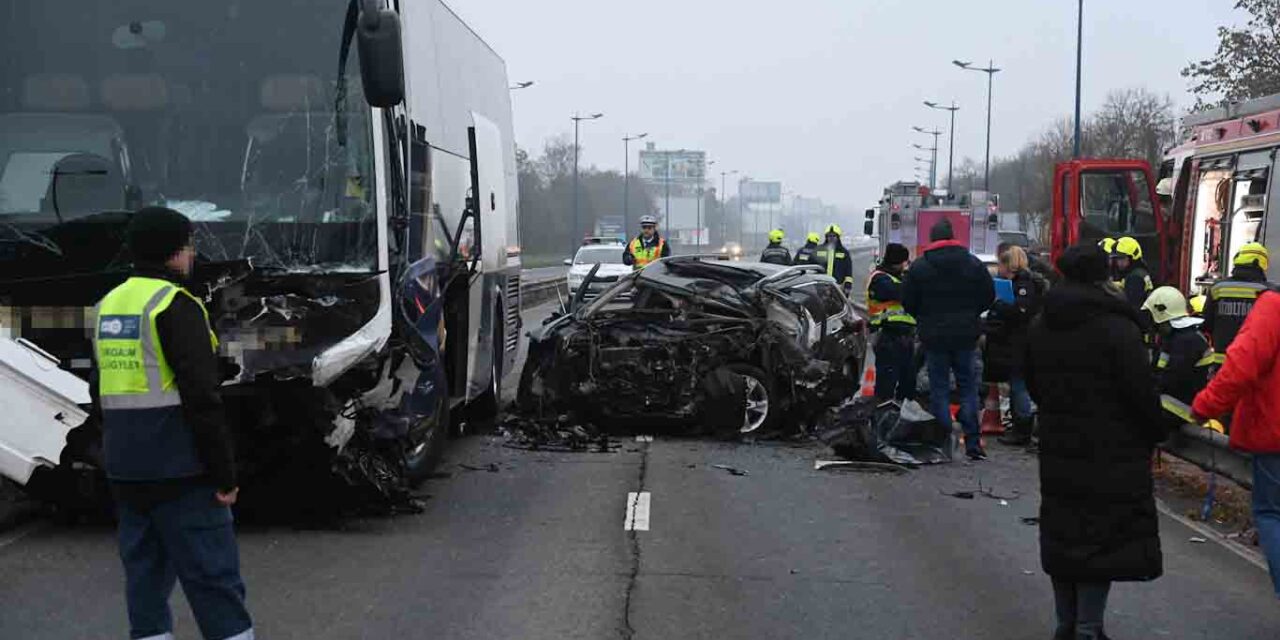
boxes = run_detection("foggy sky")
[451,0,1226,210]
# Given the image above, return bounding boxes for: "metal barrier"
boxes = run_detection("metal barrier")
[520,276,568,309]
[1162,424,1253,490]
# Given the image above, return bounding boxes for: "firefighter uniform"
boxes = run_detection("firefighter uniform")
[794,233,820,265]
[1204,243,1271,364]
[815,225,854,291]
[760,229,792,265]
[1143,287,1214,433]
[96,207,253,640]
[867,243,917,401]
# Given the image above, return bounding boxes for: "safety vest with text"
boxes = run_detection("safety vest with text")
[629,236,666,270]
[866,271,916,329]
[1207,279,1270,363]
[95,277,219,481]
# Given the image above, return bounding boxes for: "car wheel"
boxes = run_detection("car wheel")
[727,363,773,434]
[405,393,449,486]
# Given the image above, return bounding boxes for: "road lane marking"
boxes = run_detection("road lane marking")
[635,435,653,442]
[624,491,651,531]
[1156,500,1268,573]
[0,520,47,551]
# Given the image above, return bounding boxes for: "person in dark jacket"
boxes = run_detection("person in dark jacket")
[988,245,1047,446]
[793,232,820,265]
[814,224,854,292]
[1143,286,1213,409]
[903,219,996,460]
[867,243,917,401]
[1203,242,1271,364]
[1022,244,1165,640]
[760,229,792,265]
[1111,236,1154,312]
[92,207,253,640]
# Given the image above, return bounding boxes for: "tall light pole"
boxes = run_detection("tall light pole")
[570,112,603,254]
[954,60,1001,192]
[912,137,939,191]
[1073,0,1084,158]
[924,100,960,193]
[622,133,648,233]
[698,160,715,248]
[720,169,738,245]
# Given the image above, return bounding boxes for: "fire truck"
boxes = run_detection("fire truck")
[1051,92,1280,292]
[867,181,1002,261]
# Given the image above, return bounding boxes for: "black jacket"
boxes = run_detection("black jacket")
[91,264,237,503]
[760,242,792,265]
[814,240,854,289]
[1023,282,1165,583]
[1203,263,1269,349]
[983,268,1046,382]
[902,241,995,351]
[793,241,818,265]
[1157,323,1211,406]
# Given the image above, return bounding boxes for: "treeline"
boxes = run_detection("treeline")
[943,88,1176,244]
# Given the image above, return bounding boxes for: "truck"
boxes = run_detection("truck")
[866,181,1002,263]
[1050,92,1280,293]
[0,0,521,510]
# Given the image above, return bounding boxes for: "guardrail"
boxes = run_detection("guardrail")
[520,275,568,308]
[1162,424,1252,489]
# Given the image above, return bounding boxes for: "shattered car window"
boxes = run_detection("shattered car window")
[0,1,379,273]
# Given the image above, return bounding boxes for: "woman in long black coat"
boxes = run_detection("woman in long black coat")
[1022,244,1166,640]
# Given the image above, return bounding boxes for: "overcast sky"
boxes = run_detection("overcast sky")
[451,0,1229,209]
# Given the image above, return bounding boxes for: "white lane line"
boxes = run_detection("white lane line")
[635,435,653,442]
[624,491,651,531]
[1155,500,1268,573]
[0,520,47,551]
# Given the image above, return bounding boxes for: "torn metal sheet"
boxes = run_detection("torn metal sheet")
[0,338,89,484]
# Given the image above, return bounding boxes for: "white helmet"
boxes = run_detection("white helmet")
[640,215,658,226]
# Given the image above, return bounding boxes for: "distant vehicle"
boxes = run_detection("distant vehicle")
[520,259,868,434]
[719,242,745,261]
[870,182,1001,261]
[567,244,631,298]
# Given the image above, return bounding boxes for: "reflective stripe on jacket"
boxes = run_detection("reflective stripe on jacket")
[1207,279,1270,357]
[96,277,218,481]
[866,270,916,328]
[628,236,666,270]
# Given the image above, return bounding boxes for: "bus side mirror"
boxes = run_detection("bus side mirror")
[358,0,406,108]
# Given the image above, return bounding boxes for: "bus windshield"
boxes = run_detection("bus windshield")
[0,0,378,273]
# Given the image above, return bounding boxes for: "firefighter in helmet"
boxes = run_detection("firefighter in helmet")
[1111,236,1154,311]
[760,229,792,265]
[794,232,821,265]
[814,224,854,292]
[1204,242,1272,364]
[1143,287,1214,436]
[623,214,670,270]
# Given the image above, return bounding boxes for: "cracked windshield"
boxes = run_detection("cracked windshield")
[6,1,1280,639]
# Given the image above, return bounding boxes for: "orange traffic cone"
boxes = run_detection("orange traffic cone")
[980,384,1004,434]
[859,347,877,397]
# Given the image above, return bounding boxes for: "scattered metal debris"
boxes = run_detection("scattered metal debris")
[814,460,910,475]
[1190,536,1209,544]
[499,415,617,453]
[459,463,500,473]
[820,398,951,467]
[713,464,750,477]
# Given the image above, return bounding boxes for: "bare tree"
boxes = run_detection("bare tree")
[1182,0,1280,106]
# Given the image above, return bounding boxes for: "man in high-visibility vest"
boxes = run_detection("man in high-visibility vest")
[867,242,917,401]
[1204,242,1272,365]
[623,214,670,270]
[814,224,854,293]
[94,207,253,640]
[793,232,820,265]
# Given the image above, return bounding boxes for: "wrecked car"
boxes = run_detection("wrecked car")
[0,1,522,514]
[518,258,868,436]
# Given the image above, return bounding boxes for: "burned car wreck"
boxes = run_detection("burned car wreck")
[517,258,868,436]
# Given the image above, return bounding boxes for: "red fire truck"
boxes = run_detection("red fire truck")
[868,182,1002,262]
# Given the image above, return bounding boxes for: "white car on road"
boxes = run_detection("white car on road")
[567,244,632,298]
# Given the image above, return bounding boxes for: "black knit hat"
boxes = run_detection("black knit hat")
[1057,243,1110,284]
[929,219,954,242]
[883,243,910,266]
[127,206,193,264]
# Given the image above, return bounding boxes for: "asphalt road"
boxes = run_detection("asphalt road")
[5,281,1280,639]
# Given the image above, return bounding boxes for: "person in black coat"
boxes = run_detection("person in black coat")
[1022,244,1165,640]
[903,219,995,460]
[986,245,1047,446]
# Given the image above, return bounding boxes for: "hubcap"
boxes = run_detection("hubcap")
[740,376,769,433]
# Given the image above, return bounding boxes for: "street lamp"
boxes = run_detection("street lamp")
[953,60,1001,192]
[1073,0,1084,158]
[570,112,603,254]
[720,169,738,245]
[697,160,715,248]
[924,100,960,192]
[911,134,940,191]
[622,133,648,232]
[509,81,535,90]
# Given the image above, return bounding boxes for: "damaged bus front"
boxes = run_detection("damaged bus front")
[0,0,521,511]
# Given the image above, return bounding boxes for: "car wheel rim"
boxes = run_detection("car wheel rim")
[740,375,769,433]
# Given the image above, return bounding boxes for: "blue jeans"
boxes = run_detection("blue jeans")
[926,348,981,452]
[1009,375,1033,420]
[873,331,917,401]
[1253,454,1280,598]
[117,485,253,640]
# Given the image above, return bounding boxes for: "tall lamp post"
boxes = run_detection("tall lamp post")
[570,112,603,255]
[912,142,939,191]
[697,160,715,248]
[1073,0,1084,158]
[622,133,648,233]
[924,101,960,192]
[953,60,1001,191]
[720,169,738,245]
[912,127,943,190]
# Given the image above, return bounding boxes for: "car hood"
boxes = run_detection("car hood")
[570,263,631,278]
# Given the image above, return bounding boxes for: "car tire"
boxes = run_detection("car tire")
[727,363,775,434]
[405,392,449,486]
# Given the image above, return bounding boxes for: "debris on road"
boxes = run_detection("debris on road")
[814,460,910,475]
[500,415,617,453]
[713,464,750,477]
[1190,536,1209,544]
[819,398,951,467]
[459,463,501,473]
[1021,516,1040,526]
[943,490,977,500]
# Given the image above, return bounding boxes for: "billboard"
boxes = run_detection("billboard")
[639,149,707,198]
[740,180,782,204]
